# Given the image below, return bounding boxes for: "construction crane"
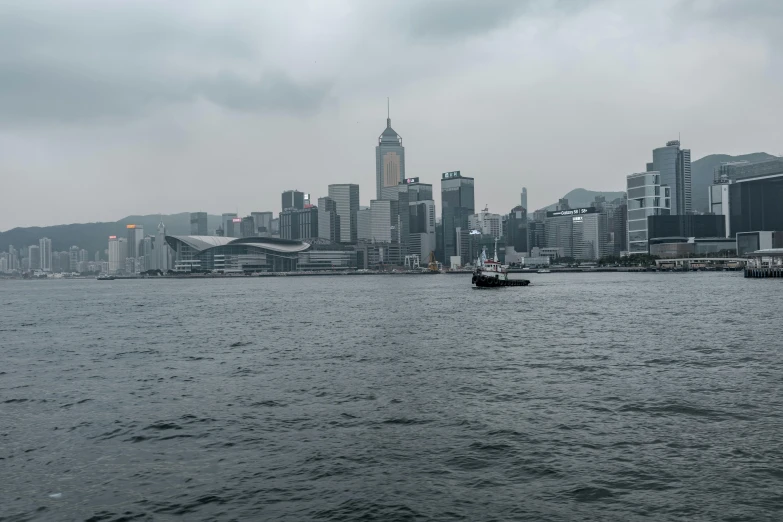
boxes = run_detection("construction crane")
[428,251,440,273]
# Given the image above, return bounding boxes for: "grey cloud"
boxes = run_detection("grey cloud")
[0,3,331,125]
[398,0,598,42]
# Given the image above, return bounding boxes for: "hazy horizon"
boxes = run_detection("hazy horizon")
[2,0,782,230]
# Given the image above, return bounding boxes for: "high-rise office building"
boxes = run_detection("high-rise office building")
[409,200,436,261]
[376,105,405,200]
[108,236,127,274]
[651,140,691,215]
[58,251,70,273]
[39,237,52,272]
[626,171,671,253]
[79,248,89,263]
[521,188,528,211]
[240,216,256,238]
[469,209,503,237]
[370,199,395,243]
[28,245,40,271]
[280,207,319,240]
[545,207,606,261]
[505,206,528,256]
[190,212,208,236]
[282,190,305,211]
[357,207,372,241]
[126,224,143,259]
[317,197,340,242]
[222,213,238,238]
[251,212,274,236]
[441,171,475,264]
[328,184,359,243]
[156,220,170,272]
[69,246,79,272]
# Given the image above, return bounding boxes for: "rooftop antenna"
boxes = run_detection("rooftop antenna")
[387,97,391,127]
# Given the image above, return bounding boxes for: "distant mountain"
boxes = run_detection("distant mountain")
[540,188,626,212]
[0,213,222,255]
[691,152,775,213]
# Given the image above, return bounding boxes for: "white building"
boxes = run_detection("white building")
[626,171,671,253]
[39,237,52,272]
[469,209,503,238]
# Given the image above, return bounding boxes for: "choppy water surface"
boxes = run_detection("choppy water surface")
[1,273,782,521]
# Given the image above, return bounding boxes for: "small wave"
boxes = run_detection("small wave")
[143,422,182,431]
[566,486,616,502]
[381,418,431,426]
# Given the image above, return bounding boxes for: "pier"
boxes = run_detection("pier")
[744,249,783,278]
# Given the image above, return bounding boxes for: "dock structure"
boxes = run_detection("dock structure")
[654,258,746,270]
[744,248,783,278]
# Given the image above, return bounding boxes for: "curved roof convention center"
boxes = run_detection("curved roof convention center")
[165,235,311,254]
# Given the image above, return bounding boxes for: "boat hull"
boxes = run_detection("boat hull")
[472,273,530,287]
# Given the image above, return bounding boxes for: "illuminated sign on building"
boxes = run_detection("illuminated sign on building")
[232,218,242,223]
[546,207,597,218]
[403,177,420,184]
[442,171,461,179]
[109,235,117,239]
[126,224,136,229]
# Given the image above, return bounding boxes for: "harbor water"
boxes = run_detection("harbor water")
[1,273,782,521]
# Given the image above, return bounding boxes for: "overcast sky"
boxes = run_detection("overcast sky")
[1,0,781,230]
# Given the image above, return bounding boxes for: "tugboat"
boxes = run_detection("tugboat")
[471,239,530,288]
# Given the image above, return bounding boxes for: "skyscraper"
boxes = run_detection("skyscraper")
[69,246,79,272]
[317,197,340,242]
[28,245,40,271]
[375,102,405,200]
[282,190,305,211]
[190,212,208,235]
[251,212,274,236]
[156,220,170,272]
[441,171,475,263]
[651,140,691,215]
[222,213,238,238]
[328,184,360,243]
[39,237,52,272]
[356,207,372,241]
[626,171,671,253]
[505,206,528,256]
[521,187,528,211]
[126,224,143,259]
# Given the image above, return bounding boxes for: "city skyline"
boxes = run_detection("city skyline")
[2,1,782,231]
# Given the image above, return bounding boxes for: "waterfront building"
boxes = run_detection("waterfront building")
[328,184,359,243]
[357,207,372,241]
[166,236,311,272]
[108,236,127,274]
[39,238,52,272]
[28,245,40,271]
[528,221,546,250]
[736,231,783,256]
[156,221,170,272]
[79,249,89,264]
[376,106,405,200]
[222,213,239,238]
[58,251,69,273]
[125,224,144,261]
[282,190,305,211]
[94,251,100,263]
[270,218,280,237]
[651,140,691,215]
[648,215,725,241]
[190,212,208,235]
[441,171,475,264]
[649,237,737,258]
[626,171,671,254]
[369,200,395,243]
[240,216,256,238]
[709,164,783,238]
[545,208,606,260]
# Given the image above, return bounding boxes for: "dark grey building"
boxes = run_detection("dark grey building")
[648,215,725,241]
[376,109,405,200]
[328,184,359,243]
[651,140,691,215]
[441,171,475,263]
[528,221,546,250]
[190,212,208,236]
[240,216,256,238]
[282,190,305,211]
[318,197,340,242]
[251,212,274,236]
[545,208,606,260]
[505,206,528,255]
[728,171,783,236]
[280,207,319,240]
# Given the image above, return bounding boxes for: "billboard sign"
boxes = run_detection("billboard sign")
[403,177,420,184]
[232,218,242,223]
[442,171,461,180]
[109,235,117,239]
[546,207,597,218]
[126,224,136,229]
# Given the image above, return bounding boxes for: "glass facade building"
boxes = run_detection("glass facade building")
[647,215,725,240]
[652,140,691,215]
[729,173,783,236]
[626,171,671,253]
[376,114,405,200]
[441,171,475,264]
[190,212,208,236]
[328,184,359,243]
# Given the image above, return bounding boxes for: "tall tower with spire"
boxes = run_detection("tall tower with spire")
[375,99,405,200]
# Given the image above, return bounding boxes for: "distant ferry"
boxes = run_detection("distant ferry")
[97,275,115,281]
[472,240,530,288]
[537,269,551,274]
